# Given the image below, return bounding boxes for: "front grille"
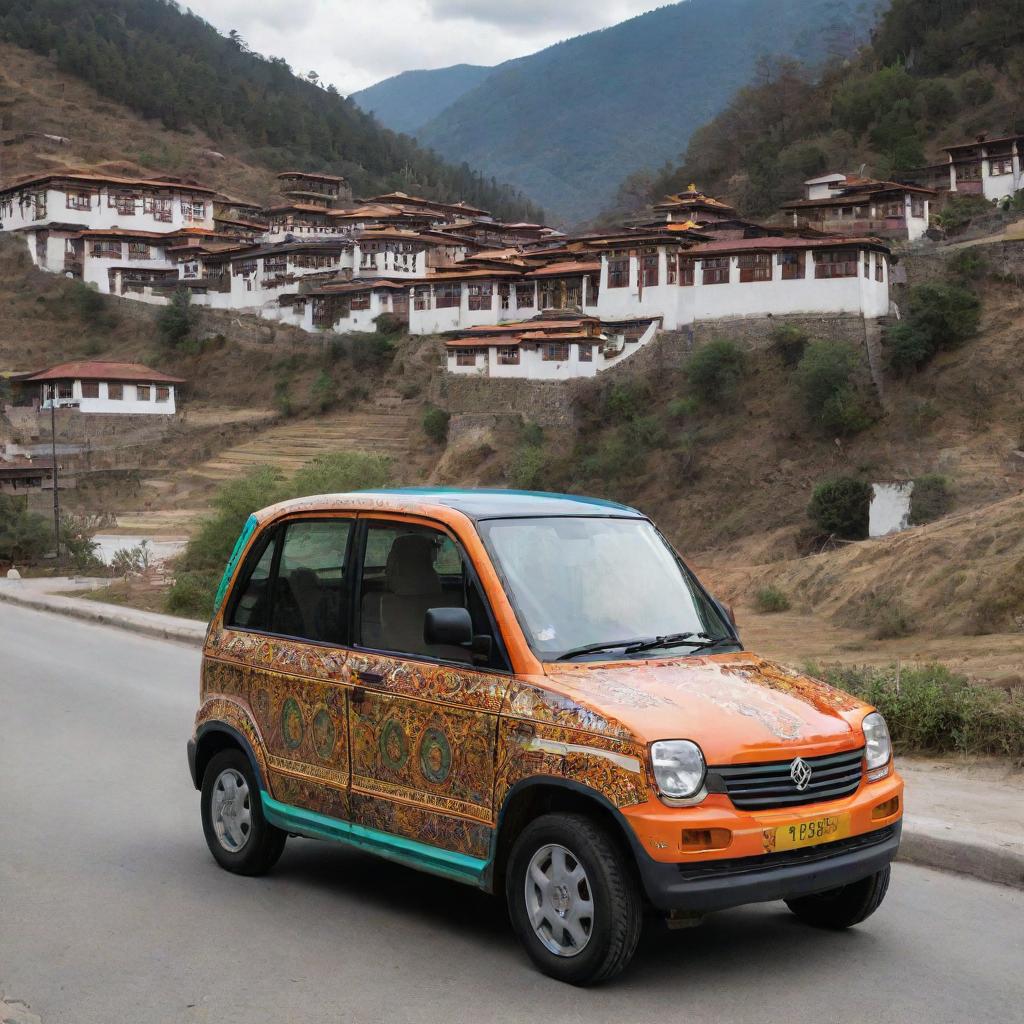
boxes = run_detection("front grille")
[710,746,864,810]
[673,824,897,882]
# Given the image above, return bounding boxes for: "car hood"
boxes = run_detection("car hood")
[538,652,869,764]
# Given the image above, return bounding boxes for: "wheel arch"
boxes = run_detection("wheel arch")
[192,722,267,793]
[488,777,644,894]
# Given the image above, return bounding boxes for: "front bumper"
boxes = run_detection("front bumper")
[636,820,901,912]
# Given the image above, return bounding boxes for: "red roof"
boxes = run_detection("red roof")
[525,260,601,278]
[0,170,217,195]
[17,361,185,384]
[689,236,886,254]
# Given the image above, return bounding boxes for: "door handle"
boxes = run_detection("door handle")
[354,670,384,686]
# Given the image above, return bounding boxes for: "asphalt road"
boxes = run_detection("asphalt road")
[1,603,1022,1024]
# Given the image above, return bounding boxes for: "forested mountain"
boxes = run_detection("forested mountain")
[393,0,883,224]
[620,0,1024,219]
[0,0,544,222]
[351,64,493,137]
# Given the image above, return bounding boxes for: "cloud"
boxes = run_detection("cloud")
[186,0,669,93]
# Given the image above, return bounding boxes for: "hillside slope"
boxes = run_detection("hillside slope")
[0,0,542,221]
[414,0,881,223]
[624,0,1024,218]
[351,64,494,136]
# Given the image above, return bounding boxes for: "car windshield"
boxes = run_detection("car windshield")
[478,515,734,660]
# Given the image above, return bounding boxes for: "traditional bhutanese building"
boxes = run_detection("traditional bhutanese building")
[938,134,1024,203]
[12,361,184,415]
[780,173,936,241]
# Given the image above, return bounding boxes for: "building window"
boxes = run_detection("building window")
[666,254,678,285]
[990,157,1014,176]
[468,283,492,311]
[701,256,730,285]
[641,250,659,287]
[155,386,170,402]
[875,256,885,283]
[349,291,371,310]
[108,383,123,400]
[57,382,74,400]
[607,255,629,289]
[232,259,257,277]
[66,191,92,211]
[499,283,511,310]
[738,253,771,283]
[136,385,151,401]
[863,252,871,278]
[91,241,123,259]
[516,284,535,308]
[497,346,519,365]
[31,192,47,219]
[145,197,173,222]
[910,196,925,217]
[128,242,150,260]
[578,344,593,362]
[182,260,199,279]
[586,273,600,303]
[958,162,982,181]
[435,284,461,309]
[35,232,47,262]
[81,381,99,399]
[456,350,479,366]
[884,200,903,217]
[541,343,570,361]
[413,286,430,310]
[680,258,695,286]
[814,250,858,278]
[777,251,805,280]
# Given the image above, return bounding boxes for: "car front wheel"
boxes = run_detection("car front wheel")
[785,865,891,928]
[200,748,286,875]
[506,812,642,985]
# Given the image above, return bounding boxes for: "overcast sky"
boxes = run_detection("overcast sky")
[185,0,672,96]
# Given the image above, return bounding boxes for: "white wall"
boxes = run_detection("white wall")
[44,380,177,415]
[870,482,913,538]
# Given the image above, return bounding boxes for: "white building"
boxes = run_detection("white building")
[943,135,1024,203]
[781,174,935,242]
[14,361,184,415]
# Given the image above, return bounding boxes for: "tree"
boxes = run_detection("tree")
[808,478,871,540]
[794,340,872,436]
[157,287,199,349]
[686,339,746,404]
[0,495,51,563]
[887,281,981,373]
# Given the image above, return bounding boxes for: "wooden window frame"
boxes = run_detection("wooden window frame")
[155,386,171,403]
[607,256,629,289]
[107,383,123,400]
[81,381,99,399]
[467,283,493,311]
[737,253,771,283]
[455,350,480,366]
[541,342,570,362]
[496,346,519,365]
[578,344,593,362]
[515,284,535,308]
[136,385,151,402]
[66,191,92,211]
[701,256,730,285]
[778,251,805,280]
[349,291,371,311]
[435,284,461,309]
[813,250,858,279]
[641,250,659,287]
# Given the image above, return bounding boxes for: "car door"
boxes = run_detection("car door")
[346,515,511,862]
[224,514,355,821]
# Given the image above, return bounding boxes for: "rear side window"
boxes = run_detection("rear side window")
[227,519,352,645]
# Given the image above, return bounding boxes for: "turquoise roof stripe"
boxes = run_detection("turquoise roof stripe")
[213,513,258,614]
[261,792,488,887]
[352,487,641,517]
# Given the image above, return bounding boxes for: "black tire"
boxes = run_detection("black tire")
[785,866,891,929]
[505,812,642,986]
[200,748,286,876]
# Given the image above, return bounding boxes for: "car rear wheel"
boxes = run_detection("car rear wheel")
[506,812,642,985]
[201,749,286,875]
[785,865,891,929]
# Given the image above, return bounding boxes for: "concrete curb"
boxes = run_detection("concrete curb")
[0,584,206,647]
[2,585,1022,890]
[897,817,1024,890]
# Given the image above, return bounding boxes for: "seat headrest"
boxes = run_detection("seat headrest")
[385,534,442,596]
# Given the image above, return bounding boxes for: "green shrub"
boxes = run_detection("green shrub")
[770,324,809,368]
[274,379,294,417]
[957,70,995,108]
[686,339,746,403]
[754,584,791,613]
[0,494,51,563]
[808,477,871,539]
[60,514,103,573]
[157,286,199,349]
[625,414,667,449]
[604,381,645,422]
[580,432,632,480]
[666,396,698,420]
[166,570,218,619]
[374,312,403,336]
[351,334,395,370]
[520,421,544,447]
[794,341,872,436]
[910,474,952,525]
[821,664,1024,762]
[68,280,119,329]
[290,452,391,498]
[887,281,981,373]
[934,193,992,234]
[422,405,450,444]
[509,444,549,490]
[862,591,914,639]
[310,371,336,412]
[947,249,989,282]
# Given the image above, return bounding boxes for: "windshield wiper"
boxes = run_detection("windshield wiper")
[555,638,654,661]
[624,632,736,654]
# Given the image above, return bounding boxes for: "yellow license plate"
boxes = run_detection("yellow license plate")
[773,813,851,852]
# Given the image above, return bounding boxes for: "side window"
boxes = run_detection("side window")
[268,520,352,644]
[228,530,278,631]
[358,521,505,668]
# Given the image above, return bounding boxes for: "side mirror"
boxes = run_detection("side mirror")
[424,607,473,646]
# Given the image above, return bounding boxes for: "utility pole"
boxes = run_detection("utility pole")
[49,389,61,559]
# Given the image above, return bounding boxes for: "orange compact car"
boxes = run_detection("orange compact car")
[187,489,902,984]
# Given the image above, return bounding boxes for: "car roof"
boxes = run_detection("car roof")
[257,487,644,523]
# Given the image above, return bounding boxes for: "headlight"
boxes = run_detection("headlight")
[650,740,706,799]
[862,712,892,772]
